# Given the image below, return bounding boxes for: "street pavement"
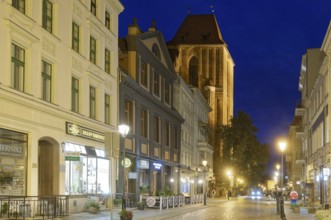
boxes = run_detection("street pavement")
[67,196,315,220]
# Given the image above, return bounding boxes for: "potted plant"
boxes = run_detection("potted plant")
[119,209,133,220]
[136,201,145,210]
[83,200,100,214]
[291,204,300,213]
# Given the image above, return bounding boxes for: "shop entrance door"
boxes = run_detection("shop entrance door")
[38,140,59,196]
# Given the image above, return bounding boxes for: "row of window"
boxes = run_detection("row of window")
[139,58,171,105]
[124,100,178,149]
[12,1,113,75]
[11,43,112,124]
[12,0,113,34]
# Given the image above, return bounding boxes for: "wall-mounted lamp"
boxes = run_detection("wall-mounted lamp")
[61,142,66,153]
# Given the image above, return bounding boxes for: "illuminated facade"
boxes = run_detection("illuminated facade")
[118,19,183,197]
[168,14,234,193]
[0,0,123,212]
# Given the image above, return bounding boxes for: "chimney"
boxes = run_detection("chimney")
[148,20,157,32]
[128,18,142,35]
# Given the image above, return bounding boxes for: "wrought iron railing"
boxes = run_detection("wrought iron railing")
[0,195,69,219]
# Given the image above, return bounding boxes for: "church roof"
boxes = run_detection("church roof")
[167,14,225,45]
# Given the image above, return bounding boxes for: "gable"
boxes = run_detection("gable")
[140,35,174,72]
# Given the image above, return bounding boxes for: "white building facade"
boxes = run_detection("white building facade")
[173,77,213,195]
[0,0,123,212]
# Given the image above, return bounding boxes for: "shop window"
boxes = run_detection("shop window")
[64,143,109,195]
[0,128,27,196]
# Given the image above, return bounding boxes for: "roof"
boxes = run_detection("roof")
[167,14,225,45]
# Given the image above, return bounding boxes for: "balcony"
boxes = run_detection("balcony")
[295,125,304,138]
[295,101,304,116]
[295,152,305,164]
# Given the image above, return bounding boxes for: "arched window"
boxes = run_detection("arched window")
[189,57,198,87]
[152,43,160,59]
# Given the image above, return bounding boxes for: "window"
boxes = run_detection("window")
[41,60,52,102]
[12,0,25,13]
[164,82,171,105]
[165,122,170,146]
[125,100,133,128]
[105,94,110,125]
[72,22,79,52]
[90,86,96,119]
[105,11,110,30]
[71,77,79,113]
[152,44,160,59]
[90,37,96,64]
[153,71,160,97]
[91,0,96,16]
[140,60,148,88]
[11,44,25,91]
[189,57,199,87]
[105,49,110,74]
[154,116,160,143]
[141,109,148,138]
[174,127,178,149]
[42,0,53,33]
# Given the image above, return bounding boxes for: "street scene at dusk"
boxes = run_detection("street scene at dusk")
[1,0,331,219]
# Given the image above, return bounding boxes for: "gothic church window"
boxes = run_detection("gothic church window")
[189,56,198,87]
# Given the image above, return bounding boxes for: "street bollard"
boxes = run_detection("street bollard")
[280,196,287,220]
[276,196,280,214]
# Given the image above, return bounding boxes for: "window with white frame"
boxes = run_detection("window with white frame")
[71,77,79,113]
[11,43,25,92]
[91,0,96,16]
[140,60,148,89]
[105,49,110,74]
[105,94,110,125]
[90,86,96,119]
[90,37,96,64]
[41,60,52,102]
[164,81,171,105]
[153,70,160,97]
[42,0,53,33]
[141,108,148,138]
[72,22,80,53]
[154,116,160,143]
[12,0,25,14]
[105,11,110,30]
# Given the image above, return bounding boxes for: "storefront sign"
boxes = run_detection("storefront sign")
[0,144,24,157]
[323,168,330,176]
[65,152,80,161]
[66,122,105,142]
[153,163,162,170]
[128,172,137,179]
[140,160,149,169]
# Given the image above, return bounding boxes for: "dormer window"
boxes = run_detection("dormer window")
[152,44,160,59]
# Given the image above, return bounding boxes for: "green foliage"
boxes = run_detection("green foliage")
[83,200,100,212]
[119,209,133,218]
[157,186,174,196]
[1,202,8,214]
[218,111,270,186]
[315,210,331,220]
[140,185,149,193]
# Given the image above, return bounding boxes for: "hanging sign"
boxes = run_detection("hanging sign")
[121,158,132,168]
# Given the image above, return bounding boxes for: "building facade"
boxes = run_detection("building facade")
[167,14,234,193]
[118,19,183,198]
[0,0,123,212]
[173,76,213,195]
[297,46,328,205]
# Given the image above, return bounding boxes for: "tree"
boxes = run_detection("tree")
[218,111,269,187]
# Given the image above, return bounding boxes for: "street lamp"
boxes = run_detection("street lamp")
[279,141,287,220]
[202,159,207,205]
[119,124,130,211]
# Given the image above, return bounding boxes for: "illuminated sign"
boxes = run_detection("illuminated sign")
[153,163,162,170]
[140,160,149,169]
[66,122,105,142]
[323,168,330,176]
[121,158,132,168]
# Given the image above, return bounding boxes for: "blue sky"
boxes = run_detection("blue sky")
[118,0,331,167]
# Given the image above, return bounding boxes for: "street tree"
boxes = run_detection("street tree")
[218,111,269,187]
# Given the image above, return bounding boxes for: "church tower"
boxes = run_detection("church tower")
[167,14,234,191]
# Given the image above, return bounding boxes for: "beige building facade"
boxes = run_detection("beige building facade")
[0,0,123,212]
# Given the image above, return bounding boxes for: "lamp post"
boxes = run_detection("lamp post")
[119,124,130,211]
[202,159,207,205]
[279,141,287,220]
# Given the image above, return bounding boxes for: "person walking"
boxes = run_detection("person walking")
[227,190,231,200]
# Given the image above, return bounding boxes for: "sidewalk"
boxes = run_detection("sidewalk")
[67,198,315,220]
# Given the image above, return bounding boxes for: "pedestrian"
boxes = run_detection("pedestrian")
[212,189,216,198]
[227,190,231,200]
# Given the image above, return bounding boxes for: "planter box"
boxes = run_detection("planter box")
[308,208,316,214]
[293,207,300,213]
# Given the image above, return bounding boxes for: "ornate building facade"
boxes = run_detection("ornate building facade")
[167,14,234,193]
